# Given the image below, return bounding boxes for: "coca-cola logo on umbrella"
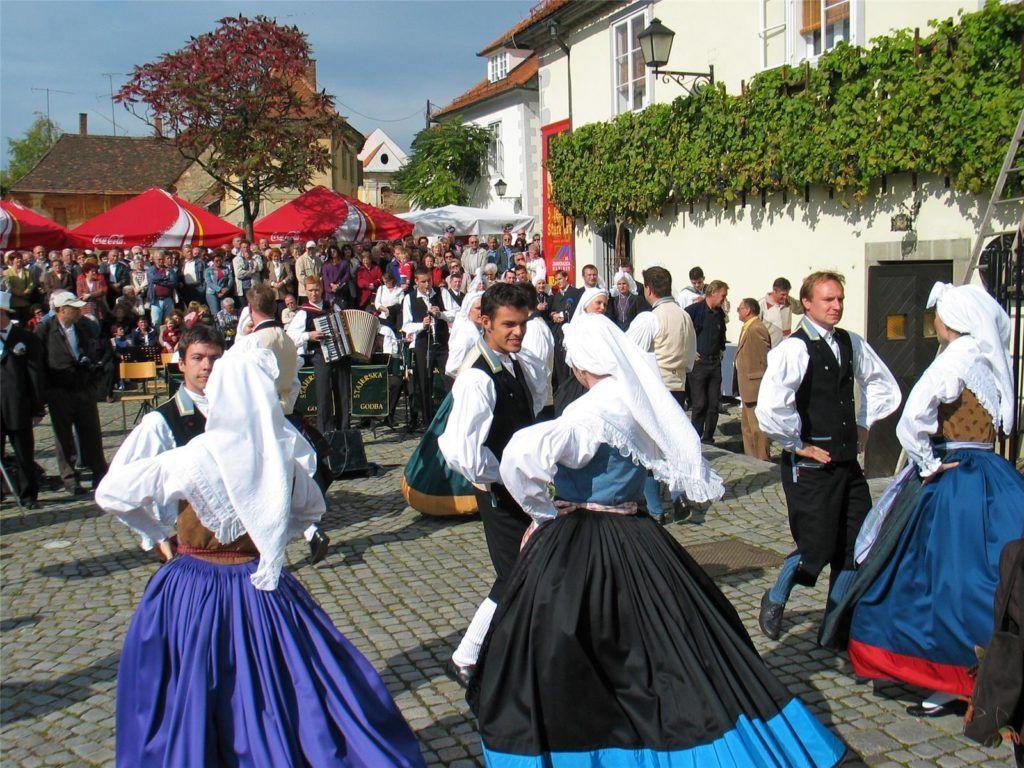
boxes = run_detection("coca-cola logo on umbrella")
[92,235,126,246]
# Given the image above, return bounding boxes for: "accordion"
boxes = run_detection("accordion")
[313,310,380,363]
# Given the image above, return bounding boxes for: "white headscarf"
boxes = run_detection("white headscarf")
[569,286,609,326]
[562,313,724,502]
[447,290,485,377]
[612,270,638,295]
[928,282,1014,431]
[189,345,322,589]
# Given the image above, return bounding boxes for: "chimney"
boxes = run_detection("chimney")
[154,116,163,138]
[305,59,317,88]
[79,113,88,135]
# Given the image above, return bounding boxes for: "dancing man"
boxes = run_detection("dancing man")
[438,283,546,684]
[755,271,900,640]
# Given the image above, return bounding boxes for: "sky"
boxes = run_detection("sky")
[0,0,534,170]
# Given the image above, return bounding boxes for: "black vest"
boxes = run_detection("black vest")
[301,303,326,356]
[473,353,534,463]
[156,392,207,446]
[792,325,858,463]
[409,291,450,348]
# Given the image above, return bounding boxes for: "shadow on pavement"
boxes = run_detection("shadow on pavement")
[0,652,120,726]
[35,546,152,580]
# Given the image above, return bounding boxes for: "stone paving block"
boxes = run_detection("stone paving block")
[0,404,1011,767]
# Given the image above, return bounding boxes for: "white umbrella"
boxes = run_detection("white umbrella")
[397,205,535,237]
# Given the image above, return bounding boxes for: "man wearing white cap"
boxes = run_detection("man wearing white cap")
[36,290,109,495]
[1,291,46,507]
[294,241,322,303]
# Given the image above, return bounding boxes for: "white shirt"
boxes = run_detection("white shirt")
[401,290,436,342]
[286,304,324,358]
[236,306,253,337]
[438,344,547,485]
[626,312,659,352]
[523,315,554,406]
[755,317,901,452]
[440,289,461,326]
[378,325,399,355]
[374,284,404,309]
[106,386,209,547]
[677,286,703,308]
[58,319,80,358]
[182,259,204,285]
[500,410,607,523]
[896,336,999,477]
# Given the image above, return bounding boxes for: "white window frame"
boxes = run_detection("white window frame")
[789,0,862,65]
[486,121,504,176]
[609,6,653,116]
[488,52,509,83]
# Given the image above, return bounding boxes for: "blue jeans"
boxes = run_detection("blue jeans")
[768,553,856,611]
[643,476,683,519]
[150,297,174,326]
[205,292,221,314]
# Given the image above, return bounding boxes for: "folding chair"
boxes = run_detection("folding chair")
[118,361,159,432]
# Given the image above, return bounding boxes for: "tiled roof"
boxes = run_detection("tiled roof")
[10,134,193,194]
[477,0,573,56]
[432,55,539,119]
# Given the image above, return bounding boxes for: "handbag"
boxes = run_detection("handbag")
[964,539,1024,749]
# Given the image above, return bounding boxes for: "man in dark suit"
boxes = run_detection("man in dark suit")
[99,249,130,307]
[36,291,109,495]
[1,291,46,507]
[547,269,583,391]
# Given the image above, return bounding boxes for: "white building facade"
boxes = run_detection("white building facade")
[432,49,542,224]
[357,128,410,212]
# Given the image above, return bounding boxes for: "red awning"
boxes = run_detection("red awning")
[0,200,69,250]
[253,185,413,244]
[69,188,243,249]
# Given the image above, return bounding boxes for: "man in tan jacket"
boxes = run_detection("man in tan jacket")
[733,298,772,460]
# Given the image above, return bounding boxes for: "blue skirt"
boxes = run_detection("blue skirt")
[116,556,425,768]
[846,449,1024,695]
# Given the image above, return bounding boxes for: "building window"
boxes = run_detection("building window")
[487,122,504,175]
[488,53,509,83]
[800,0,851,58]
[380,152,389,166]
[612,11,650,115]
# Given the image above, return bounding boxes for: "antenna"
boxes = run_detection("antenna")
[101,74,123,135]
[29,87,74,138]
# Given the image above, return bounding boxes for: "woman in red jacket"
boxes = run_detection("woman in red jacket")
[76,258,109,321]
[355,251,383,309]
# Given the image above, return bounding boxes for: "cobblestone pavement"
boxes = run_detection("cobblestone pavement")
[1,401,1014,767]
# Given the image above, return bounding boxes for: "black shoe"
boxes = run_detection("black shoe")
[906,700,967,718]
[700,436,715,446]
[758,590,785,641]
[446,658,474,688]
[308,529,330,565]
[21,497,39,510]
[672,497,693,523]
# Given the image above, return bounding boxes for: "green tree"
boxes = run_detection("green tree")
[394,120,493,208]
[1,114,61,191]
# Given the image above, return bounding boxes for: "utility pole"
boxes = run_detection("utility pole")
[29,87,73,141]
[102,74,122,135]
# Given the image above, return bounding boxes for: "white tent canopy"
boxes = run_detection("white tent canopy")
[397,205,536,237]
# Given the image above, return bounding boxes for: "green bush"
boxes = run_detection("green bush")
[546,0,1024,226]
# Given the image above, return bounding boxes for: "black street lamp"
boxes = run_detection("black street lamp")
[637,18,715,95]
[494,178,508,197]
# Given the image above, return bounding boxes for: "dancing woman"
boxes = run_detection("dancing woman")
[401,289,485,517]
[471,313,850,767]
[822,282,1024,717]
[96,347,425,768]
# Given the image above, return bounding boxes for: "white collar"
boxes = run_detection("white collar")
[804,316,835,339]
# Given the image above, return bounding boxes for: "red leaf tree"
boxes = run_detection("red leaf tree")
[116,15,342,236]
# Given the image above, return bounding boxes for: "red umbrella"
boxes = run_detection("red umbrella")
[0,200,69,250]
[69,188,243,249]
[253,185,413,244]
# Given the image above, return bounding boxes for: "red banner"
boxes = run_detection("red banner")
[541,119,574,285]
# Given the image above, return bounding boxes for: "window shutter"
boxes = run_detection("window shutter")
[801,0,821,35]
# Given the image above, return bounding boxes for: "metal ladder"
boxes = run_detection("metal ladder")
[964,105,1024,284]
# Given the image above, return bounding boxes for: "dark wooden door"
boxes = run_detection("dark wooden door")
[864,260,953,477]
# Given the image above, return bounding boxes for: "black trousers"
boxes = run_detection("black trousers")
[311,349,351,433]
[48,388,107,483]
[412,341,448,425]
[473,484,532,602]
[1,421,38,500]
[689,357,722,440]
[780,454,871,587]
